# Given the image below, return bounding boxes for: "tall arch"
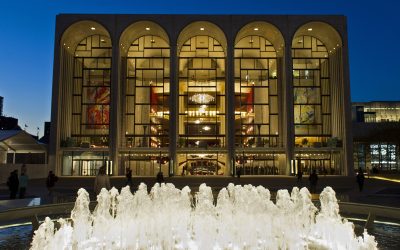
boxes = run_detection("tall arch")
[176,21,227,176]
[58,21,113,176]
[292,22,344,175]
[119,21,170,176]
[233,22,285,175]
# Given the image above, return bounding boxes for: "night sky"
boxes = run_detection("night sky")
[0,0,399,137]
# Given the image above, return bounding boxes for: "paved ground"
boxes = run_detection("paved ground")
[1,174,399,208]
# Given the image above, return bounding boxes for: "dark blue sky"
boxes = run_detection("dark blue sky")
[0,0,399,137]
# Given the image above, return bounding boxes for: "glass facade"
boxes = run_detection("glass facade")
[178,35,226,149]
[177,153,226,176]
[124,35,170,148]
[291,35,338,175]
[234,35,279,148]
[353,102,400,123]
[292,152,341,175]
[71,35,112,147]
[119,152,169,176]
[176,35,227,176]
[235,152,283,175]
[62,151,112,176]
[352,102,400,173]
[354,142,399,173]
[55,18,350,176]
[292,35,331,146]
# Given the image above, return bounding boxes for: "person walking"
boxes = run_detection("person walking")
[125,167,132,187]
[7,170,19,199]
[156,171,164,184]
[356,168,365,192]
[46,171,58,195]
[94,166,111,195]
[19,169,29,199]
[237,167,241,179]
[309,169,318,193]
[297,169,303,184]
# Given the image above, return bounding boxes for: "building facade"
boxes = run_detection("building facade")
[353,102,400,173]
[50,14,352,176]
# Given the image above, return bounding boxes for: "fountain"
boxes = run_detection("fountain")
[30,183,378,249]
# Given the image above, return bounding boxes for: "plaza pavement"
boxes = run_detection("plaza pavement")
[1,174,399,209]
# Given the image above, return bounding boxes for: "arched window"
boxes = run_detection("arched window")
[124,35,170,148]
[72,34,112,147]
[234,35,279,148]
[292,35,331,144]
[178,35,226,149]
[177,22,227,176]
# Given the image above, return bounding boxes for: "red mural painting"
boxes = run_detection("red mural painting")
[87,87,110,129]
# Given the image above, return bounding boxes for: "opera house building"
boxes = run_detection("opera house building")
[49,14,352,177]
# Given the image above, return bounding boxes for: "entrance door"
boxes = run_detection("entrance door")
[177,153,226,176]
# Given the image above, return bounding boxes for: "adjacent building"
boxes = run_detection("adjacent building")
[353,101,400,173]
[50,14,352,176]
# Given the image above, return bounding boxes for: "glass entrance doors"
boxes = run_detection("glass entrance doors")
[177,153,226,176]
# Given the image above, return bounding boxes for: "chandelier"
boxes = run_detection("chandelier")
[190,93,215,104]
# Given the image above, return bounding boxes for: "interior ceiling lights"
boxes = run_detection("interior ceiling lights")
[190,93,215,104]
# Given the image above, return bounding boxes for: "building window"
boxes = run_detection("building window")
[234,35,279,148]
[71,35,112,147]
[62,151,111,176]
[124,35,170,148]
[292,35,331,146]
[235,153,282,175]
[370,143,398,171]
[178,35,226,148]
[177,153,226,176]
[119,152,169,176]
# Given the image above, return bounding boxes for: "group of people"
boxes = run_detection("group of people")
[7,165,366,199]
[296,167,366,193]
[6,165,29,199]
[7,167,59,200]
[295,169,318,193]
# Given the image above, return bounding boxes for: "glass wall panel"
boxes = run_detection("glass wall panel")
[119,152,169,176]
[235,153,284,175]
[125,36,170,148]
[62,151,111,176]
[178,36,226,148]
[370,143,398,171]
[292,36,331,146]
[234,36,279,148]
[293,152,339,175]
[177,153,226,175]
[71,35,112,147]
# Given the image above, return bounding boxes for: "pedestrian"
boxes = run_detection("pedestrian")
[297,169,303,184]
[237,167,241,179]
[94,166,110,195]
[156,171,164,184]
[125,167,132,187]
[7,170,19,199]
[356,168,365,192]
[309,169,318,193]
[46,170,58,195]
[19,167,29,199]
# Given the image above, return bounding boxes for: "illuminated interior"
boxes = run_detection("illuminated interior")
[55,18,350,176]
[176,22,227,175]
[124,35,170,148]
[71,34,112,147]
[178,35,226,149]
[234,35,279,148]
[354,102,400,123]
[292,35,331,146]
